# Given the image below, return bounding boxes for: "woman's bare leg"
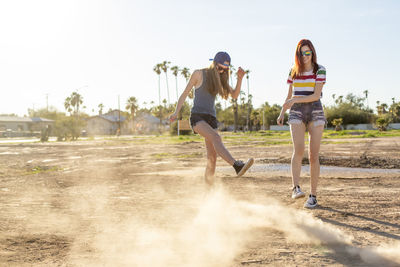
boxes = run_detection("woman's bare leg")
[204,137,217,185]
[308,123,324,196]
[193,121,235,165]
[290,123,306,187]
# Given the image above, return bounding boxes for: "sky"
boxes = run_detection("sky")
[0,0,399,116]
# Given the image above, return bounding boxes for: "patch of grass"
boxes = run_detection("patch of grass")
[176,152,203,158]
[151,152,203,159]
[80,129,400,146]
[222,131,291,139]
[363,132,377,138]
[26,166,61,175]
[321,140,352,145]
[151,152,171,159]
[254,140,292,146]
[323,129,400,139]
[110,134,203,145]
[220,131,292,146]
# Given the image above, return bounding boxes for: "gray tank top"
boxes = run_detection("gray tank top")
[191,69,216,117]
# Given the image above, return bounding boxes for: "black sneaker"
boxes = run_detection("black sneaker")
[233,158,254,177]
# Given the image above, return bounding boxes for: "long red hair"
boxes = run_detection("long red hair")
[291,39,319,79]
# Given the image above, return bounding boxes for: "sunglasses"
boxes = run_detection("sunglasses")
[216,65,229,73]
[301,50,312,57]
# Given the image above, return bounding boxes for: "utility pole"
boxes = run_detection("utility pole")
[245,70,250,132]
[118,95,121,135]
[46,94,48,112]
[262,109,265,130]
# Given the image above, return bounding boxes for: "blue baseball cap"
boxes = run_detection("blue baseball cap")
[211,51,231,66]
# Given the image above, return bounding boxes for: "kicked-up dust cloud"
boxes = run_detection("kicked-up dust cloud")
[67,186,361,266]
[347,242,400,266]
[17,180,400,266]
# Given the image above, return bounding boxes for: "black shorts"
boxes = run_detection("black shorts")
[190,113,218,133]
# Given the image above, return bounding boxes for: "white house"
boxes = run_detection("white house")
[133,113,162,134]
[86,110,126,135]
[0,116,54,137]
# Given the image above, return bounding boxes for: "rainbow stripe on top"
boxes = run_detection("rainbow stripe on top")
[287,65,326,96]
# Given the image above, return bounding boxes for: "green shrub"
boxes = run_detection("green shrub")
[374,115,391,131]
[325,103,374,126]
[53,116,86,141]
[331,118,343,131]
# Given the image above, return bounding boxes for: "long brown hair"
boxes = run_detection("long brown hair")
[291,39,319,79]
[203,62,230,100]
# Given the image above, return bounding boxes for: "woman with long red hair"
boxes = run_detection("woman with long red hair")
[277,39,326,208]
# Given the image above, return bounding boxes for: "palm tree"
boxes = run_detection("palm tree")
[171,66,180,102]
[64,91,83,116]
[376,101,381,115]
[170,65,181,135]
[153,64,162,106]
[229,65,238,132]
[240,91,246,106]
[381,103,388,113]
[72,92,83,116]
[180,67,192,99]
[63,91,84,140]
[376,102,388,116]
[160,61,171,105]
[245,70,251,131]
[64,97,72,115]
[248,94,253,130]
[250,109,260,130]
[126,97,138,121]
[98,103,104,115]
[180,67,191,82]
[363,90,369,108]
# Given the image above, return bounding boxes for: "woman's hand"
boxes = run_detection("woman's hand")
[236,67,245,80]
[283,98,296,110]
[169,112,178,122]
[277,113,285,126]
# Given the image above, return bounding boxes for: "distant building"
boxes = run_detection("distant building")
[133,113,161,134]
[86,110,126,135]
[30,117,55,131]
[0,116,54,137]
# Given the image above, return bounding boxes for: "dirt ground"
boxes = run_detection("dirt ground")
[0,136,400,266]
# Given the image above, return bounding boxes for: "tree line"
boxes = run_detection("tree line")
[25,67,400,140]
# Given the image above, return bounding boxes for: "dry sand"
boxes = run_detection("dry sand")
[0,136,400,266]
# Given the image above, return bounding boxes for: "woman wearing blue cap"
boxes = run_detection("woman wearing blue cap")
[170,52,254,186]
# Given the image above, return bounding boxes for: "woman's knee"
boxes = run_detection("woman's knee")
[207,152,217,163]
[309,151,320,163]
[210,132,222,143]
[293,146,305,157]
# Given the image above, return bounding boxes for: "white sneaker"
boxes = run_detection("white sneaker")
[292,186,305,199]
[304,195,318,208]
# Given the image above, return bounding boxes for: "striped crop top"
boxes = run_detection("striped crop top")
[287,65,326,96]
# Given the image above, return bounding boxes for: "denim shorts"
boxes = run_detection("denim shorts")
[288,100,326,127]
[190,113,218,133]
